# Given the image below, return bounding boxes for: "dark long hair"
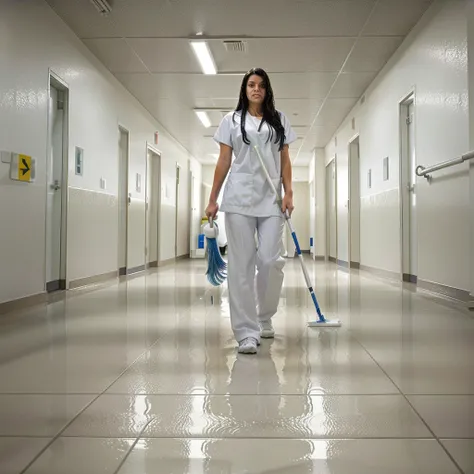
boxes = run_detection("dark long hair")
[233,68,286,151]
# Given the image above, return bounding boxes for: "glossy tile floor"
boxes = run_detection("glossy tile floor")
[0,258,473,474]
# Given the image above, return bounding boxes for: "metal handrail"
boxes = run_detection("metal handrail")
[416,150,474,180]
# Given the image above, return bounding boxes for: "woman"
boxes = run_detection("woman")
[205,68,296,354]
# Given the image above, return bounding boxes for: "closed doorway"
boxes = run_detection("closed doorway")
[45,73,69,292]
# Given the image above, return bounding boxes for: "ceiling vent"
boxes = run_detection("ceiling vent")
[223,40,248,53]
[90,0,112,15]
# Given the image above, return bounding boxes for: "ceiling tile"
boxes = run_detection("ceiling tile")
[127,39,201,73]
[363,0,434,36]
[83,39,148,73]
[270,73,337,100]
[343,36,404,72]
[314,98,358,127]
[329,72,378,98]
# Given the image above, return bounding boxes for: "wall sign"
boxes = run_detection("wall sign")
[9,153,35,182]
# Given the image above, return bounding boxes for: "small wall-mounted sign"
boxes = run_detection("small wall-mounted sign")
[154,131,159,145]
[10,154,35,182]
[75,146,84,176]
[383,156,389,181]
[136,173,141,193]
[367,169,372,189]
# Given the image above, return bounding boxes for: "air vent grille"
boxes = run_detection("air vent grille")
[223,41,248,53]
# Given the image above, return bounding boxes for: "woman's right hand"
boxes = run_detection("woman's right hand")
[205,201,219,221]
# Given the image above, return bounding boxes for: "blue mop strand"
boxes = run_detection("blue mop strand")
[205,219,227,286]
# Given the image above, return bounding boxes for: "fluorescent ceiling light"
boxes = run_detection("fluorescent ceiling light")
[195,110,211,128]
[190,41,217,75]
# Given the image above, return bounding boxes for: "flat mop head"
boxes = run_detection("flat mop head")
[308,319,342,328]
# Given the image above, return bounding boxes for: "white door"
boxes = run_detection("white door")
[189,171,199,257]
[118,128,129,275]
[309,179,315,256]
[407,102,418,279]
[326,160,337,260]
[175,164,180,257]
[146,150,160,266]
[45,84,66,292]
[349,138,361,266]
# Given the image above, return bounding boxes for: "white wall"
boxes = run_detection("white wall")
[0,0,201,303]
[324,0,470,292]
[312,149,326,258]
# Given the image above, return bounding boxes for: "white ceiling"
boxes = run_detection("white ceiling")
[45,0,433,165]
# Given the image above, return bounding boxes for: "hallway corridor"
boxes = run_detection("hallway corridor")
[0,259,472,473]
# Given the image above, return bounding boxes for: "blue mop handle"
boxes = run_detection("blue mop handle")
[253,145,326,323]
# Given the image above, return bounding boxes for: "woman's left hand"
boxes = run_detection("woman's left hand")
[281,193,294,216]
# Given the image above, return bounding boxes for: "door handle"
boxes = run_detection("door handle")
[407,184,415,193]
[51,180,60,191]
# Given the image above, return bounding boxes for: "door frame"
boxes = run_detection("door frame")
[145,143,162,267]
[348,134,360,268]
[118,124,130,275]
[325,156,338,262]
[45,70,70,290]
[399,89,417,283]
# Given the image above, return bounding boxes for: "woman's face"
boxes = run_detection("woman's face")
[246,74,266,106]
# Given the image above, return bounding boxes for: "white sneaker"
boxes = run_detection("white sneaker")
[260,320,275,338]
[238,337,258,354]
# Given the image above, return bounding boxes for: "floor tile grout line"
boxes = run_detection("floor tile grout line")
[2,392,473,397]
[17,293,209,474]
[17,435,474,440]
[112,417,157,474]
[351,337,466,474]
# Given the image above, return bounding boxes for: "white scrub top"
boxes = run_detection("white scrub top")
[214,110,297,218]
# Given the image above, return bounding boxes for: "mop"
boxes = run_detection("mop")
[253,145,341,328]
[203,217,227,286]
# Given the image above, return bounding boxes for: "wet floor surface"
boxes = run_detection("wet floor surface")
[0,258,472,473]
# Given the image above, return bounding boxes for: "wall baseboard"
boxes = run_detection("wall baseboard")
[328,256,337,263]
[418,279,470,304]
[337,259,349,268]
[350,261,360,269]
[69,270,119,290]
[127,265,146,275]
[158,254,190,267]
[147,261,158,268]
[359,264,400,282]
[314,256,325,261]
[0,292,47,315]
[359,264,470,306]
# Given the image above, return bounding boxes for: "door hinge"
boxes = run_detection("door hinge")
[406,116,412,125]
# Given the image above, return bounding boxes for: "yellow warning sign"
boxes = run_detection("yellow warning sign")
[18,154,31,181]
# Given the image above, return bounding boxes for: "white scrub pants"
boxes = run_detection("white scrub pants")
[225,213,285,343]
